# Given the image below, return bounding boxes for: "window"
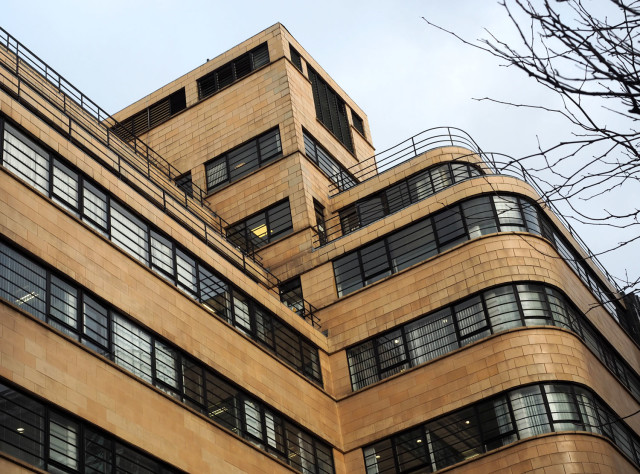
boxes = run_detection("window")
[313,199,327,246]
[205,127,282,190]
[280,277,304,316]
[307,67,353,152]
[110,201,149,264]
[175,171,193,198]
[2,121,49,193]
[289,44,303,71]
[227,200,293,254]
[111,88,186,141]
[303,130,357,191]
[339,162,483,235]
[197,43,270,100]
[0,381,182,473]
[363,382,640,474]
[352,111,365,136]
[346,281,640,393]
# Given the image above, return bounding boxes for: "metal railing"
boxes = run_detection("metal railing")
[0,27,321,330]
[328,126,484,195]
[324,128,621,297]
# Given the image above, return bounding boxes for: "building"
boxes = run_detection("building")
[1,22,640,473]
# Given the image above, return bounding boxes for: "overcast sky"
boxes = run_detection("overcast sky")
[3,0,638,294]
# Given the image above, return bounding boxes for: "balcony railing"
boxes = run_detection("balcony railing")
[0,27,321,330]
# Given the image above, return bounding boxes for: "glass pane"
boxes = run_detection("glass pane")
[52,159,79,212]
[360,240,391,285]
[82,182,108,234]
[84,428,113,474]
[155,340,179,393]
[232,291,251,334]
[358,197,385,227]
[363,439,394,474]
[274,322,303,369]
[244,399,264,444]
[267,200,293,240]
[0,382,46,468]
[451,163,471,182]
[408,170,433,202]
[454,296,490,345]
[333,252,363,297]
[206,157,227,189]
[246,213,268,249]
[477,396,516,450]
[3,122,49,193]
[205,371,241,433]
[348,341,378,390]
[112,314,152,383]
[198,265,230,321]
[376,330,409,378]
[0,242,47,320]
[494,195,525,231]
[110,202,149,264]
[462,196,497,239]
[430,164,452,192]
[115,442,158,474]
[544,384,583,431]
[385,181,411,214]
[484,286,522,333]
[150,231,174,279]
[50,275,78,335]
[183,358,204,407]
[509,385,551,438]
[176,249,197,296]
[82,295,109,355]
[433,207,467,250]
[228,141,259,181]
[517,284,550,326]
[387,219,436,272]
[49,412,79,469]
[428,406,482,469]
[406,308,458,366]
[258,128,281,162]
[394,426,430,472]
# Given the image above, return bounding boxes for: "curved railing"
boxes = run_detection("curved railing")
[328,126,485,195]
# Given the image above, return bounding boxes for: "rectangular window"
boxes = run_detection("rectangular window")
[49,412,79,470]
[205,127,282,190]
[52,159,79,213]
[303,130,356,191]
[387,219,436,272]
[308,67,353,152]
[110,202,149,264]
[111,88,186,141]
[2,122,49,193]
[0,242,47,320]
[112,313,153,383]
[352,111,365,136]
[227,200,293,253]
[313,199,327,246]
[82,181,108,235]
[197,43,270,100]
[279,277,304,316]
[174,171,193,198]
[289,44,303,71]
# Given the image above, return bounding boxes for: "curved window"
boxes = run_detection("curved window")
[363,382,640,473]
[338,162,482,236]
[333,192,619,324]
[347,282,640,401]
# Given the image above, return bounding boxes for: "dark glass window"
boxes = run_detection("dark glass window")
[280,277,304,316]
[352,111,365,136]
[175,171,193,198]
[0,381,182,473]
[197,43,270,100]
[303,130,357,191]
[205,127,282,190]
[289,44,303,71]
[308,67,353,152]
[313,199,327,246]
[111,88,187,141]
[227,200,293,254]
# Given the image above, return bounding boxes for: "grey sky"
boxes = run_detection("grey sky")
[3,0,638,293]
